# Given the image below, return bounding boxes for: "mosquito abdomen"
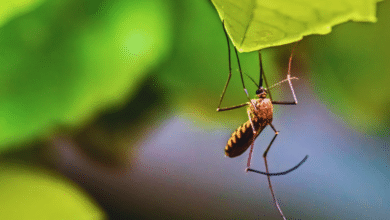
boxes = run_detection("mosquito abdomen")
[225,118,267,157]
[225,99,273,158]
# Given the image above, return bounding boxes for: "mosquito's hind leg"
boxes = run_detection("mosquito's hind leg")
[263,125,286,220]
[245,120,308,176]
[246,123,308,176]
[245,123,280,174]
[244,122,285,219]
[247,123,309,219]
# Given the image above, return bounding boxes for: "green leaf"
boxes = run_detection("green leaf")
[0,0,45,28]
[0,162,105,219]
[0,0,172,151]
[211,0,382,52]
[307,1,390,136]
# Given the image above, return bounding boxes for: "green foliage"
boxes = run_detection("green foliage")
[307,1,390,136]
[0,0,386,154]
[0,0,173,150]
[0,162,105,219]
[211,0,381,52]
[0,0,387,218]
[0,0,45,28]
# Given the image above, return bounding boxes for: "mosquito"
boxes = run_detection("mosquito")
[217,22,309,220]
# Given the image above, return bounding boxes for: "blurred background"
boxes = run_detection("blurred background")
[0,0,389,219]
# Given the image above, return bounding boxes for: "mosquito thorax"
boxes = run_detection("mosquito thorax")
[255,87,267,98]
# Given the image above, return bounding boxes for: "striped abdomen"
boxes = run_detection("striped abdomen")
[225,118,267,157]
[225,98,273,158]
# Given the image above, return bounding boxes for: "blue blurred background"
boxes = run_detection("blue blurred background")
[0,0,389,219]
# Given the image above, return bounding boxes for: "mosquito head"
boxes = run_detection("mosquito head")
[256,87,267,98]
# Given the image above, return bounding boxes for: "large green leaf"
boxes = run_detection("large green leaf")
[211,0,382,52]
[0,0,45,28]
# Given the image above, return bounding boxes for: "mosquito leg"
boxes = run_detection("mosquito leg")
[264,153,287,220]
[271,46,299,105]
[287,44,299,104]
[259,51,297,105]
[216,21,233,111]
[244,122,286,219]
[271,77,298,105]
[272,101,297,105]
[246,122,308,176]
[246,110,257,169]
[246,155,308,176]
[217,21,256,111]
[234,47,257,110]
[262,123,286,220]
[217,103,248,112]
[262,123,278,158]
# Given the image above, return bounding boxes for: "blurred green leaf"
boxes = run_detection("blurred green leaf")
[0,162,105,219]
[211,0,381,52]
[307,0,390,136]
[0,0,172,151]
[0,0,45,28]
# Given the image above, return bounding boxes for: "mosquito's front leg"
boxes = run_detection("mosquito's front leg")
[216,22,234,111]
[217,103,248,112]
[272,48,299,105]
[217,21,257,112]
[271,75,298,105]
[234,47,256,110]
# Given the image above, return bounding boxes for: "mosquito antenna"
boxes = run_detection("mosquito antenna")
[244,72,259,88]
[267,77,299,91]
